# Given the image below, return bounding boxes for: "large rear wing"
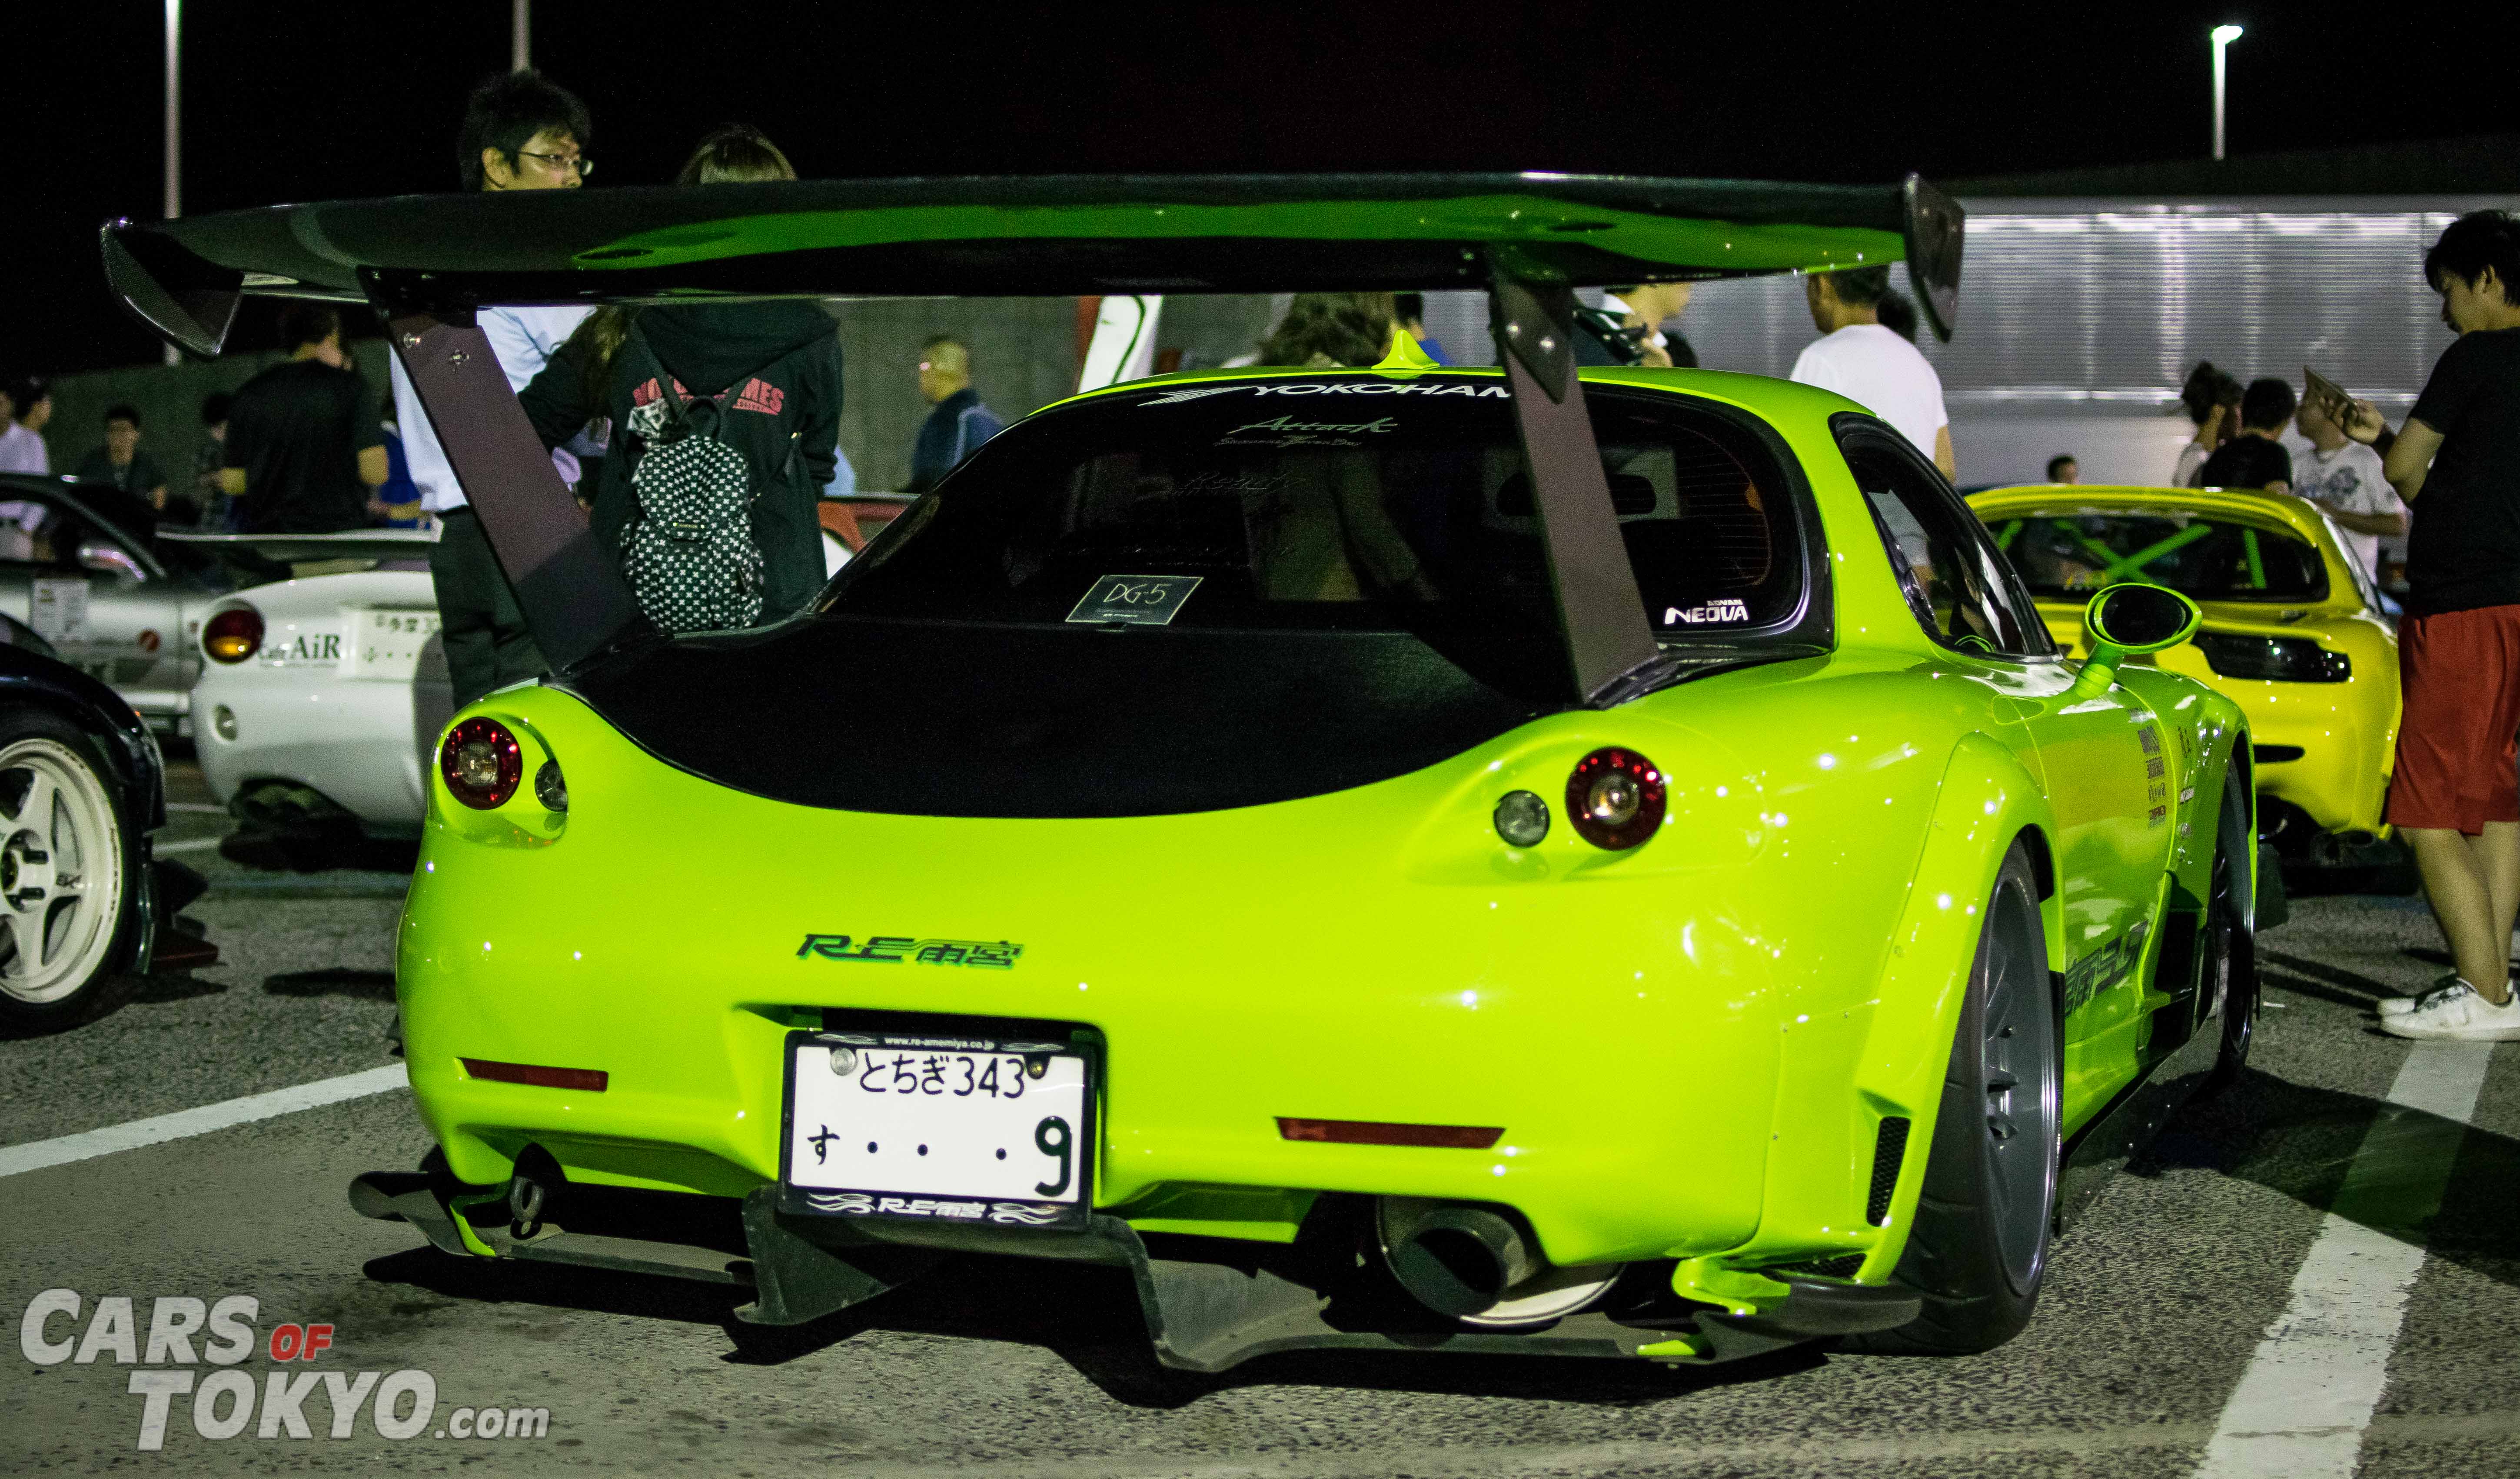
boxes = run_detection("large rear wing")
[102,173,1965,704]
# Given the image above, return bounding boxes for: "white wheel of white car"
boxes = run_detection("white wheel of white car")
[0,730,127,1007]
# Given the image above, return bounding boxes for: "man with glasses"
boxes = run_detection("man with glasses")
[458,68,593,190]
[393,70,598,708]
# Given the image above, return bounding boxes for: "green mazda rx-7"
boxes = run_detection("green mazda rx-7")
[103,173,2257,1371]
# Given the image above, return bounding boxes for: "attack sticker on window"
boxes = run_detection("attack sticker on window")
[1066,574,1203,626]
[1661,598,1751,626]
[1217,414,1398,449]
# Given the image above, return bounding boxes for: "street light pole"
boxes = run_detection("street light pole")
[512,0,529,71]
[2211,24,2243,162]
[163,0,181,364]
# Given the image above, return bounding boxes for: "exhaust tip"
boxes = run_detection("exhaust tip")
[1378,1198,1536,1318]
[1377,1196,1626,1326]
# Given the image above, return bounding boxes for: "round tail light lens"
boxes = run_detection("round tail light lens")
[441,718,524,810]
[202,606,263,663]
[1493,789,1550,847]
[1566,748,1666,850]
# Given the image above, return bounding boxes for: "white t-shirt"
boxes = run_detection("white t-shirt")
[389,304,593,513]
[1788,324,1948,462]
[2293,440,2402,578]
[2173,440,2210,488]
[0,422,48,475]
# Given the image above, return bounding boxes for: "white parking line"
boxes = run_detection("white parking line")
[165,803,227,813]
[2195,1040,2497,1479]
[155,836,227,854]
[0,1064,409,1179]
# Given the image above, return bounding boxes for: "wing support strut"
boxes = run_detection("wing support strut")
[1486,253,1663,706]
[374,290,651,673]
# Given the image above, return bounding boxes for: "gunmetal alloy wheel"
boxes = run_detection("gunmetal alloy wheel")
[0,736,127,1005]
[1978,867,2061,1294]
[1853,844,2059,1354]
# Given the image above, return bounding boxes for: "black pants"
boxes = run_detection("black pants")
[429,507,546,709]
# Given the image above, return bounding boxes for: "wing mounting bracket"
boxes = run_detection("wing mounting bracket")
[373,286,651,673]
[1486,252,1663,707]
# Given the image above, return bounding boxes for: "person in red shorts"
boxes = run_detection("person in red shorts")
[2338,210,2520,1040]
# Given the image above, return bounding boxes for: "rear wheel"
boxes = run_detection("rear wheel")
[0,711,142,1034]
[1858,843,2059,1354]
[2206,769,2259,1092]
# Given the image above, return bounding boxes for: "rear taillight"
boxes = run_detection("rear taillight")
[441,718,523,810]
[1566,747,1666,850]
[203,606,262,663]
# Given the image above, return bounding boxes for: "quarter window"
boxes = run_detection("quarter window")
[1838,423,2049,657]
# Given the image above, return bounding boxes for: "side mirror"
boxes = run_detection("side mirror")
[2071,582,2200,697]
[77,541,146,585]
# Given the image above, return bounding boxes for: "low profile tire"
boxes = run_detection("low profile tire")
[0,711,142,1035]
[2206,770,2261,1093]
[1856,842,2060,1355]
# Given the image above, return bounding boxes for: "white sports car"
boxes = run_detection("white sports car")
[173,532,449,843]
[176,517,868,844]
[0,474,231,736]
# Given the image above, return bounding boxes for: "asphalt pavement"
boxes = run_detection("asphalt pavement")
[1,764,2514,1476]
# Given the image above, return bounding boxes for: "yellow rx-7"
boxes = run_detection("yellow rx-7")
[1971,485,2398,873]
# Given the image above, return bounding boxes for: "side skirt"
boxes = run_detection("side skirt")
[2052,909,2220,1232]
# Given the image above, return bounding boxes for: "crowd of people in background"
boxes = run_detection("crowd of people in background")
[2033,358,2415,590]
[2169,363,2410,585]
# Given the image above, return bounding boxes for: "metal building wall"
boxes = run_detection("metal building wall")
[1675,197,2516,484]
[1685,200,2503,403]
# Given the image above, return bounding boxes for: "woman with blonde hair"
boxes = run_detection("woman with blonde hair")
[519,125,841,629]
[1255,292,1398,368]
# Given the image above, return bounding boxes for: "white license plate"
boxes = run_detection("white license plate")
[340,607,441,681]
[778,1030,1094,1229]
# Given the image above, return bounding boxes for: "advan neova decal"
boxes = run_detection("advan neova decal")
[1140,382,1511,407]
[1664,599,1751,626]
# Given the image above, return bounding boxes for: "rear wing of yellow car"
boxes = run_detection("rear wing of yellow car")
[101,173,1965,706]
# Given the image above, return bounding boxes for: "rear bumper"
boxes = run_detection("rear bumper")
[196,674,426,828]
[398,683,1953,1289]
[398,973,1782,1271]
[350,1171,1920,1370]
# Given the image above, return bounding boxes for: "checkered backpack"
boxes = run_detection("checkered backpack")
[620,343,766,635]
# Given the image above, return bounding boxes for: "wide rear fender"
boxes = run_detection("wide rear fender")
[1728,732,2056,1278]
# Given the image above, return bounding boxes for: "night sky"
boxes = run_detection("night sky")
[7,0,2512,374]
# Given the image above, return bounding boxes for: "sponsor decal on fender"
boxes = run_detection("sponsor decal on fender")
[2061,918,2151,1016]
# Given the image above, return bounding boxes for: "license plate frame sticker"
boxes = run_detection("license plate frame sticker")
[341,606,442,681]
[778,1030,1097,1231]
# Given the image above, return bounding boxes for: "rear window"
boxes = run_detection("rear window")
[1985,510,2328,604]
[825,376,1806,643]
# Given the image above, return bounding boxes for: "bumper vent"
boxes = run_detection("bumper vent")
[1772,1253,1865,1281]
[1866,1117,1911,1226]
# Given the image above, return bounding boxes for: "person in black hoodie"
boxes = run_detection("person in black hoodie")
[518,125,840,623]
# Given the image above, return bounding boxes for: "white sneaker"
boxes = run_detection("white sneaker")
[2378,972,2470,1019]
[2378,979,2520,1041]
